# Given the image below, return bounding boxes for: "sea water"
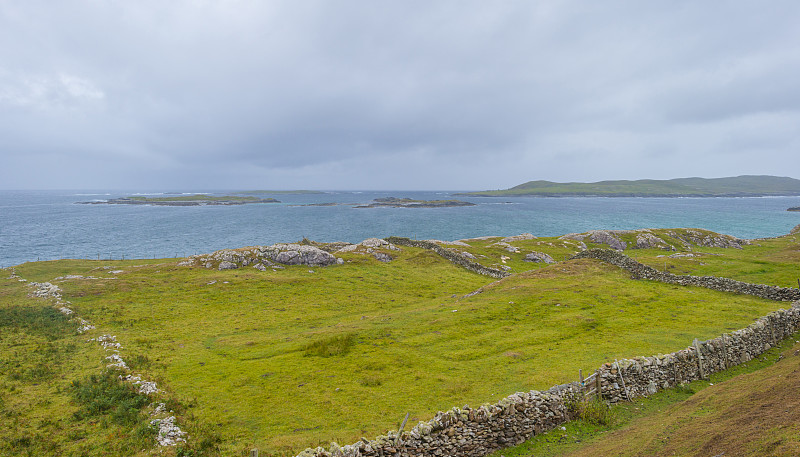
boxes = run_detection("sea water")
[1,190,799,267]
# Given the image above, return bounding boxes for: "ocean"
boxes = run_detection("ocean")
[1,190,799,268]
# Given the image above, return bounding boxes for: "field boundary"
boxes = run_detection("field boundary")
[385,237,510,279]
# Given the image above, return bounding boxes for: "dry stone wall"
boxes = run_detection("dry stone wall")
[385,237,510,279]
[572,248,800,302]
[597,304,800,403]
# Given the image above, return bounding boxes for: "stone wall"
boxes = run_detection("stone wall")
[597,304,800,403]
[385,237,510,279]
[572,248,800,302]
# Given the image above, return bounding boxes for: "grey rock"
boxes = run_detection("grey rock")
[266,244,339,266]
[523,252,555,263]
[218,261,238,270]
[634,232,671,250]
[502,233,537,242]
[588,230,627,250]
[373,252,393,262]
[491,242,520,253]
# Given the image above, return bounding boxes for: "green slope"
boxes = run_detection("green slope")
[461,175,800,197]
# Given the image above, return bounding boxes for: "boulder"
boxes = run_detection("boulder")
[588,231,627,251]
[634,232,671,250]
[266,244,339,266]
[373,252,393,262]
[523,252,555,263]
[502,233,537,242]
[491,242,520,253]
[218,261,238,270]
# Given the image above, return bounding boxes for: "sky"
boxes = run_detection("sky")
[1,1,799,191]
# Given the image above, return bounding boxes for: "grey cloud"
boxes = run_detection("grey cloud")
[1,1,799,189]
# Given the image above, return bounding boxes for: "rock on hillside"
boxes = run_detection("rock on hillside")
[502,233,537,242]
[666,229,748,250]
[336,238,401,262]
[560,230,628,251]
[524,251,555,263]
[560,228,748,252]
[791,224,800,235]
[179,243,343,270]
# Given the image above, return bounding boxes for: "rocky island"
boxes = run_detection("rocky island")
[78,194,280,206]
[355,197,476,208]
[788,207,800,212]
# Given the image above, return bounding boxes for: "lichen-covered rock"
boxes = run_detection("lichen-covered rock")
[265,244,339,266]
[491,242,520,253]
[426,239,472,247]
[524,252,555,263]
[218,261,238,270]
[667,229,747,250]
[634,232,672,250]
[502,233,537,242]
[588,230,627,250]
[373,252,393,262]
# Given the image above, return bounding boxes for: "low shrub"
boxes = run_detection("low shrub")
[303,333,356,357]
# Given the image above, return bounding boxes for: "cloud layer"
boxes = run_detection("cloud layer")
[2,1,799,189]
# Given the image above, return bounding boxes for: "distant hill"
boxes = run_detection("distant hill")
[458,175,800,197]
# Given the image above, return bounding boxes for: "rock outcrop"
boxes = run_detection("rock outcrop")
[490,242,520,253]
[561,230,627,250]
[523,252,555,264]
[634,231,673,250]
[502,233,537,242]
[182,243,343,270]
[666,229,747,250]
[560,228,747,252]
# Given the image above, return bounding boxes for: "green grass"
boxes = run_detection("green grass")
[2,228,799,455]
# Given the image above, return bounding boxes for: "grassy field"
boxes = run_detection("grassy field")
[1,228,799,455]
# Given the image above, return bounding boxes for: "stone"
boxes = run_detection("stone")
[218,261,238,270]
[588,230,627,250]
[502,233,537,242]
[373,252,393,262]
[634,232,670,250]
[490,242,520,253]
[523,252,555,264]
[266,244,339,266]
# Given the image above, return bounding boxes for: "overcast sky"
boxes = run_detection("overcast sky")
[1,1,799,190]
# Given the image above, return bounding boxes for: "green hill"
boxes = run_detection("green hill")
[460,175,800,197]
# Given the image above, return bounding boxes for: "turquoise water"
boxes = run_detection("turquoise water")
[1,190,799,267]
